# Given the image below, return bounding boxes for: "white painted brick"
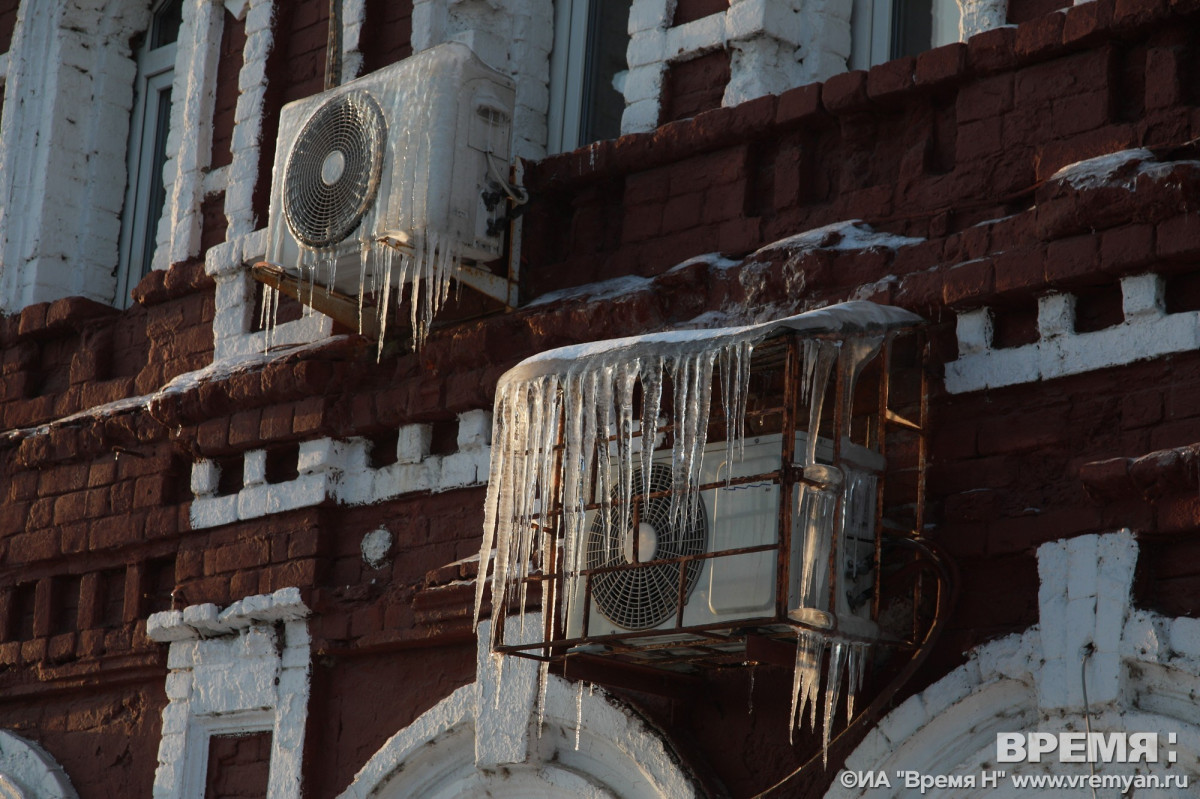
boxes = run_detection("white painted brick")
[841,728,893,773]
[439,452,479,489]
[159,703,190,736]
[627,30,669,68]
[1036,656,1068,711]
[1122,610,1166,661]
[622,98,661,135]
[191,460,219,497]
[726,39,803,105]
[970,632,1035,684]
[960,0,1007,37]
[243,450,266,487]
[238,57,268,92]
[276,668,309,699]
[183,603,235,636]
[628,0,672,33]
[189,495,239,529]
[955,307,993,355]
[514,79,550,115]
[147,611,192,643]
[1038,597,1069,665]
[727,0,805,44]
[243,28,272,63]
[245,0,275,35]
[237,484,270,520]
[1121,272,1165,320]
[341,438,370,472]
[456,410,492,450]
[165,672,192,701]
[167,640,197,670]
[1038,293,1076,339]
[1065,534,1098,602]
[623,65,665,105]
[298,438,345,474]
[396,424,433,464]
[1170,616,1200,659]
[920,659,979,718]
[205,238,244,277]
[265,474,329,514]
[664,15,726,57]
[412,0,450,51]
[878,694,927,745]
[242,229,270,262]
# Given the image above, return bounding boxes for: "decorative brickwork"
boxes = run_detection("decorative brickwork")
[3,1,1200,798]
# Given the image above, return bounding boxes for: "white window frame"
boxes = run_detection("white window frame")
[116,2,179,308]
[850,0,961,70]
[546,0,592,154]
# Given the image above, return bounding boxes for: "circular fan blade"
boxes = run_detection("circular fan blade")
[586,463,708,631]
[284,90,387,248]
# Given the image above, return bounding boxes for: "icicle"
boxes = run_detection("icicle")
[639,357,664,503]
[492,650,505,710]
[574,680,585,751]
[846,642,866,724]
[822,641,847,766]
[357,238,370,334]
[376,245,394,360]
[804,341,837,467]
[535,660,550,737]
[616,362,639,550]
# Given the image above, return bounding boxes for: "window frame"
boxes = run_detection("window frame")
[115,1,180,308]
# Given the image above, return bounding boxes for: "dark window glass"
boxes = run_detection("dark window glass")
[151,0,184,49]
[579,0,633,145]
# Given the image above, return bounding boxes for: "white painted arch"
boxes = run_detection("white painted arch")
[829,531,1200,798]
[340,613,700,799]
[339,675,698,799]
[0,729,78,799]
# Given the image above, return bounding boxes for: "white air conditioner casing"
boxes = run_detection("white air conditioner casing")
[264,43,515,296]
[566,433,885,644]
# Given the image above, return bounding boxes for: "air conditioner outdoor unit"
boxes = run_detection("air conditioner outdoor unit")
[263,42,515,302]
[566,432,885,646]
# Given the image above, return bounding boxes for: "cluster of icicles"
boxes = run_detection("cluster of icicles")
[262,55,464,354]
[473,304,908,762]
[259,231,463,355]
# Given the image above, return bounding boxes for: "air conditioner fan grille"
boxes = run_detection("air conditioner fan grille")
[283,90,386,248]
[586,464,707,631]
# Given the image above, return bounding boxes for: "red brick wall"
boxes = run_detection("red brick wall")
[210,10,247,172]
[205,732,271,799]
[359,0,414,74]
[672,0,729,26]
[7,1,1200,798]
[255,0,330,228]
[660,50,731,124]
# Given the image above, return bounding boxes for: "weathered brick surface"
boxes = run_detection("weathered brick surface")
[3,2,1200,799]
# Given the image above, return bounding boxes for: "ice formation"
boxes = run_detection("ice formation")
[474,301,922,759]
[262,44,512,354]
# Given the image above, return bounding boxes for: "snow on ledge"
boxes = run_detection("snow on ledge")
[1047,148,1200,191]
[751,220,924,257]
[505,300,923,382]
[525,222,921,311]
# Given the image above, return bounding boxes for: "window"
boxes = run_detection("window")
[546,0,632,153]
[850,0,960,69]
[115,0,182,307]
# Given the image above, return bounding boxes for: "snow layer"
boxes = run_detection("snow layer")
[752,220,924,257]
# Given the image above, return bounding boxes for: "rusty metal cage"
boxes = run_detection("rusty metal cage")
[486,309,938,693]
